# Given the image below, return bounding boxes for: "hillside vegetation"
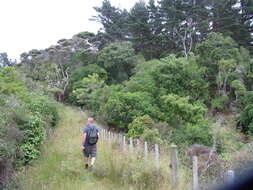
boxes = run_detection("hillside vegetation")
[16,107,192,190]
[0,0,253,189]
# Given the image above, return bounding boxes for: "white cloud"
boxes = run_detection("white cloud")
[0,0,144,60]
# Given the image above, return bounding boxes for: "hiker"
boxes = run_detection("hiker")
[82,117,99,169]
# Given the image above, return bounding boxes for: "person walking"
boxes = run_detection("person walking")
[82,117,99,169]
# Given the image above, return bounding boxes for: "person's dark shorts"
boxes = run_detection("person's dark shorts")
[83,145,97,158]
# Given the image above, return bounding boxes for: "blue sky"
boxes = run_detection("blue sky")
[0,0,145,60]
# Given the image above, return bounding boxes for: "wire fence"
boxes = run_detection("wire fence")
[99,128,236,190]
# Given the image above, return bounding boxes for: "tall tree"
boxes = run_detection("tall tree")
[0,52,15,68]
[91,0,129,43]
[128,1,156,59]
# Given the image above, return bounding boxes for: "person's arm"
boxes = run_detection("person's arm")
[82,132,87,150]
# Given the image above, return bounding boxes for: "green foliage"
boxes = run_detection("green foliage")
[231,80,246,99]
[237,91,253,135]
[141,128,162,144]
[153,55,209,101]
[0,67,27,95]
[72,49,97,66]
[97,42,137,83]
[171,121,213,146]
[70,64,107,84]
[161,94,206,125]
[124,59,159,96]
[0,67,59,187]
[195,33,242,96]
[20,115,45,163]
[71,74,105,107]
[25,62,58,81]
[127,115,154,139]
[101,91,163,129]
[211,95,229,112]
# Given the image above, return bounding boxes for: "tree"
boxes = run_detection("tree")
[195,33,242,97]
[217,59,237,96]
[231,80,246,101]
[153,55,209,101]
[97,42,137,83]
[0,52,16,68]
[71,74,105,107]
[161,94,206,125]
[128,1,159,59]
[91,0,129,42]
[100,91,163,130]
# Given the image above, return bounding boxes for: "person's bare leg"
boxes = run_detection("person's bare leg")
[91,157,96,166]
[85,157,89,169]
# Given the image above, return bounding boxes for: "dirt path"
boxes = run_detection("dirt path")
[18,106,120,190]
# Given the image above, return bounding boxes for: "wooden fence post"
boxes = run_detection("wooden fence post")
[155,144,160,173]
[226,170,235,184]
[144,141,148,161]
[123,136,126,150]
[136,139,141,153]
[170,145,178,186]
[129,138,133,152]
[105,130,108,141]
[193,156,199,190]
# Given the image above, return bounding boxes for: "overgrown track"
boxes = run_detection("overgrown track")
[18,106,122,190]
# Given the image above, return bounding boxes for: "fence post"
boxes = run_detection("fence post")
[193,156,199,190]
[144,141,148,161]
[170,144,178,186]
[155,144,160,173]
[123,136,126,150]
[105,130,108,141]
[136,139,141,153]
[129,138,133,152]
[226,170,235,184]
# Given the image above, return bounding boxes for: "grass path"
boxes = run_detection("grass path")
[18,106,122,190]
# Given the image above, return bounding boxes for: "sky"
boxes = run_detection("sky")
[0,0,144,60]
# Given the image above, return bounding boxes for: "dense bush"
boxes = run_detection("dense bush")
[195,33,243,99]
[70,73,106,107]
[171,121,213,146]
[70,64,107,85]
[127,115,162,143]
[237,91,253,135]
[100,91,163,130]
[160,94,206,125]
[0,67,59,188]
[153,55,209,102]
[97,42,137,83]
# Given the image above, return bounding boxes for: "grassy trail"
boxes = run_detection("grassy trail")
[18,106,121,190]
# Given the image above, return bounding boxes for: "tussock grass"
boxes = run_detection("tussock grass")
[16,106,192,190]
[94,140,192,190]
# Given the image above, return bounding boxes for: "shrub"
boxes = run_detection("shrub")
[0,67,27,95]
[20,115,45,164]
[161,94,206,125]
[211,95,230,112]
[128,115,154,138]
[152,55,209,101]
[70,64,107,85]
[100,91,163,130]
[97,42,137,83]
[171,121,213,146]
[70,74,106,107]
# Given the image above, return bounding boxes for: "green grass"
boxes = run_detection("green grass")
[16,106,192,190]
[17,106,124,190]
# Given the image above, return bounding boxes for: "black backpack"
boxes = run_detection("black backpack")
[87,127,98,145]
